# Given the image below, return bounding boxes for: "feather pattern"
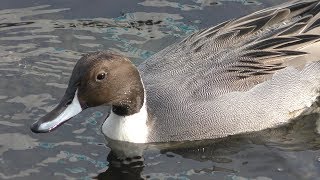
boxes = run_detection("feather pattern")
[138,0,320,142]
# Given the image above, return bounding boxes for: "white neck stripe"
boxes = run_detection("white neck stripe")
[102,92,148,143]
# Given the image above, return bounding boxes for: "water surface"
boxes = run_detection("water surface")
[1,0,320,179]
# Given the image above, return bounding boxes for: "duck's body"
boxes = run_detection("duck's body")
[32,0,320,143]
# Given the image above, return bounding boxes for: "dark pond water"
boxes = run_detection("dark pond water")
[1,0,320,179]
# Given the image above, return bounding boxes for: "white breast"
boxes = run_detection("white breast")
[101,96,149,143]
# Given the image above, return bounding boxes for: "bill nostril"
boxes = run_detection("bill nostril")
[65,99,72,106]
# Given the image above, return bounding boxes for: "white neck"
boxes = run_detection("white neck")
[102,93,149,143]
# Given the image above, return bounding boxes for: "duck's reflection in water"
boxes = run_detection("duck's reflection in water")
[95,113,320,180]
[96,151,145,180]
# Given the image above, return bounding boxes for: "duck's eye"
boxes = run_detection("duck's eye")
[96,73,106,81]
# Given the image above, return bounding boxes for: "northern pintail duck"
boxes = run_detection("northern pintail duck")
[31,0,320,143]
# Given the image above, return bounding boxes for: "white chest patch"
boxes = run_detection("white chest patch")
[101,98,149,143]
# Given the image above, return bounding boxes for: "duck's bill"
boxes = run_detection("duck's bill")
[30,90,85,133]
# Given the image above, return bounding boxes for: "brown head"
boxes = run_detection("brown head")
[30,52,144,133]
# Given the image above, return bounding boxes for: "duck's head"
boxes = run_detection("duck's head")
[30,52,144,133]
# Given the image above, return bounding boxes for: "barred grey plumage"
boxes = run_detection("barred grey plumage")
[139,0,320,142]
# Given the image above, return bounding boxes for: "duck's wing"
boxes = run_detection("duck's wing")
[140,0,320,98]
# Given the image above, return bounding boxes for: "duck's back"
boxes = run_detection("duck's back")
[138,0,320,142]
